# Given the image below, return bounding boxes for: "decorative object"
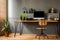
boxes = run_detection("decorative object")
[48,8,58,13]
[48,13,59,20]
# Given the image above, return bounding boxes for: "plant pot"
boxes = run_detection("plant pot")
[20,16,25,20]
[4,31,9,37]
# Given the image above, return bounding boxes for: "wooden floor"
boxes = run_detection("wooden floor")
[0,33,60,40]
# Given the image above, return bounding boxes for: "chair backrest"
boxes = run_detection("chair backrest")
[39,20,47,26]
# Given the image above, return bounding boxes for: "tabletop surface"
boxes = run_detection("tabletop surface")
[14,20,58,22]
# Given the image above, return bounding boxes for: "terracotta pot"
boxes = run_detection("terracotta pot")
[4,32,9,37]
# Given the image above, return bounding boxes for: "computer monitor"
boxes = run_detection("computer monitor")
[33,11,45,20]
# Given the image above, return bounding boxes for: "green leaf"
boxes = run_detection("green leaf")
[1,27,5,32]
[1,20,10,32]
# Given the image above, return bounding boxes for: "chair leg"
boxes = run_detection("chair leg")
[45,35,49,39]
[56,35,59,40]
[35,34,38,38]
[39,35,40,40]
[35,34,40,38]
[35,30,41,38]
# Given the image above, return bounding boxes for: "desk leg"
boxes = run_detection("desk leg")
[56,22,59,39]
[20,22,23,35]
[14,22,18,37]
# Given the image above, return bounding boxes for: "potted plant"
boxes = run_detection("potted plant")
[1,20,10,37]
[19,13,26,20]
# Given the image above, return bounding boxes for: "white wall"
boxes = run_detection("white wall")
[8,0,22,18]
[8,0,60,19]
[8,0,20,32]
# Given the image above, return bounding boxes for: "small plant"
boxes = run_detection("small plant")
[19,13,26,20]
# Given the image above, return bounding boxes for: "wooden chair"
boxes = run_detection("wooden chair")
[35,20,48,39]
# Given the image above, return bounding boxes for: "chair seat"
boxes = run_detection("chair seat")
[36,28,47,30]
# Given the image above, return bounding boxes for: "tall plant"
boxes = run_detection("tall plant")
[1,20,10,32]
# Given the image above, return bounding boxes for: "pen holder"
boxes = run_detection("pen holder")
[20,16,25,20]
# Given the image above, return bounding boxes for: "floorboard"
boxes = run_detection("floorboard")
[0,33,60,40]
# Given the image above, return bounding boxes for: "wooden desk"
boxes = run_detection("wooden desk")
[14,20,58,22]
[14,20,58,37]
